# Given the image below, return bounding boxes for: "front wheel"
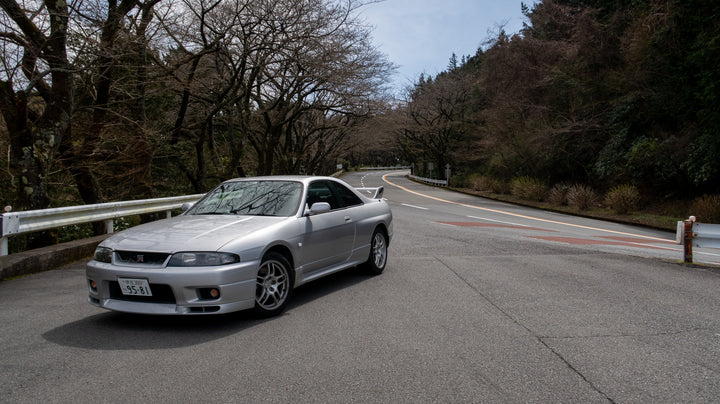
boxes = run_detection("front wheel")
[254,252,293,317]
[363,229,388,275]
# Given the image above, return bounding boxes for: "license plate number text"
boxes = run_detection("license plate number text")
[118,278,152,296]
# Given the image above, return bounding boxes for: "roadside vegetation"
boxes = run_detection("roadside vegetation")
[456,176,700,231]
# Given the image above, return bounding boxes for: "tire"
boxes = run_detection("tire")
[364,228,388,275]
[254,252,293,317]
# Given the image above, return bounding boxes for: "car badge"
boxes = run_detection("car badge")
[135,255,144,263]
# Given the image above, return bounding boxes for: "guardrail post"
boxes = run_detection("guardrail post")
[0,213,6,256]
[683,216,695,263]
[105,219,114,234]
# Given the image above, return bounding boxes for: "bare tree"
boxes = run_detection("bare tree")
[1,0,395,225]
[0,0,74,214]
[246,0,394,175]
[0,0,168,212]
[399,71,471,179]
[155,0,393,183]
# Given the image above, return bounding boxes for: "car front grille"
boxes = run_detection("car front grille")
[109,281,176,304]
[115,251,170,265]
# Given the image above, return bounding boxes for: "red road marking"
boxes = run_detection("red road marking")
[528,236,677,251]
[437,221,552,232]
[597,236,676,245]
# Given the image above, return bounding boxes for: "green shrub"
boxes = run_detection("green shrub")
[690,195,720,223]
[116,215,142,231]
[510,177,547,201]
[58,223,94,243]
[604,184,641,214]
[567,184,598,210]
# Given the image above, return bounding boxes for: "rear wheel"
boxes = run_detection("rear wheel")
[254,252,293,317]
[363,228,388,275]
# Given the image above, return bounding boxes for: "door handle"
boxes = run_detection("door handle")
[344,215,352,222]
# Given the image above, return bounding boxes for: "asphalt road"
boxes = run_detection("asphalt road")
[1,170,719,403]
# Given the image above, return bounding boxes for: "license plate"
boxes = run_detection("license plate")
[118,278,153,296]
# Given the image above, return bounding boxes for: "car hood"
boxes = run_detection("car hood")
[102,214,289,252]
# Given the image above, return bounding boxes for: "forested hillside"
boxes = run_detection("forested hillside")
[391,0,719,201]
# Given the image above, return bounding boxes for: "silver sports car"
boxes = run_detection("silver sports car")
[86,176,392,317]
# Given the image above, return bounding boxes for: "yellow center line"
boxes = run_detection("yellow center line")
[382,172,674,243]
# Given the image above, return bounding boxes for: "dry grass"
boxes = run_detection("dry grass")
[690,195,720,223]
[604,184,641,214]
[510,176,547,201]
[469,175,506,194]
[566,184,598,210]
[547,183,569,205]
[452,185,691,231]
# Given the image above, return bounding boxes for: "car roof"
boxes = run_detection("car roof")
[223,175,342,185]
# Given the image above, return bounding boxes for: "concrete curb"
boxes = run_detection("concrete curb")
[0,235,110,280]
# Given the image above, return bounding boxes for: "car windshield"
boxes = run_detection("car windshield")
[188,180,303,217]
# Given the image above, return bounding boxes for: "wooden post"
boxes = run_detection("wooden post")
[683,218,694,263]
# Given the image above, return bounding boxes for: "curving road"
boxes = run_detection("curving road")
[373,170,717,266]
[1,170,719,403]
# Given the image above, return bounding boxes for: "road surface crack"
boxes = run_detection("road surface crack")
[435,256,616,403]
[539,327,711,340]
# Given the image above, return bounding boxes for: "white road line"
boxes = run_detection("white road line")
[467,215,532,228]
[402,203,429,210]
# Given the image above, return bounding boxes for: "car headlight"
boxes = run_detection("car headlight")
[167,252,240,267]
[93,246,113,263]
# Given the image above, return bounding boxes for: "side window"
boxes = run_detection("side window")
[329,181,363,207]
[307,181,341,210]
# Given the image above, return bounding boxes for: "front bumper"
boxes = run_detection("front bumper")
[86,259,259,315]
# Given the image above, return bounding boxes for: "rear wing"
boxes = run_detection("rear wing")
[355,186,384,200]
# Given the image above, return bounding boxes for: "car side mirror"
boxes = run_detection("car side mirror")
[181,202,194,212]
[305,202,331,216]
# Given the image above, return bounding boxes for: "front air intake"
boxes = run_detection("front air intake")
[189,306,221,313]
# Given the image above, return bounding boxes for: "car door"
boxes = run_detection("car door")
[298,180,356,275]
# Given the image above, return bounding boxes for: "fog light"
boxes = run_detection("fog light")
[198,287,220,300]
[89,280,98,292]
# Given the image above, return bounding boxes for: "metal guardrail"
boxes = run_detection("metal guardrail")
[676,216,720,263]
[359,166,411,171]
[408,174,448,187]
[0,194,204,256]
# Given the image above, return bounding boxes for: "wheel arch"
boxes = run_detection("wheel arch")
[263,244,295,272]
[373,223,390,246]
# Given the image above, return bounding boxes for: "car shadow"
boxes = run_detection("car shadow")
[287,266,373,308]
[41,310,263,351]
[42,266,375,351]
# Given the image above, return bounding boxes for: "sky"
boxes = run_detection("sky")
[358,0,532,92]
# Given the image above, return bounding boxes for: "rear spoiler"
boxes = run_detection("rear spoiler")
[356,186,384,199]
